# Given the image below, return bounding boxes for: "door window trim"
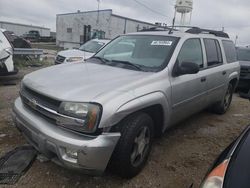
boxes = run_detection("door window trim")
[203,38,223,68]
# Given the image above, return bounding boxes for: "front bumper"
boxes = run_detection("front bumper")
[12,97,120,175]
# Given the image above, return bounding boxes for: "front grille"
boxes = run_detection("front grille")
[20,86,61,125]
[21,86,61,112]
[240,67,250,78]
[56,55,66,63]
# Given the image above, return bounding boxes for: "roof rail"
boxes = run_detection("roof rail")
[139,26,174,32]
[185,27,229,38]
[139,25,230,38]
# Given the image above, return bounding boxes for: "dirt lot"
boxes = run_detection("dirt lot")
[0,66,250,188]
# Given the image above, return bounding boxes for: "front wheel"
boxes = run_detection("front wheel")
[211,83,234,114]
[111,113,154,178]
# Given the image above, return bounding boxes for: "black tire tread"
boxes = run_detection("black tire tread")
[110,112,154,178]
[211,83,233,114]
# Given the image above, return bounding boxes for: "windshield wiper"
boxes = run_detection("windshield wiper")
[91,56,110,64]
[111,60,142,71]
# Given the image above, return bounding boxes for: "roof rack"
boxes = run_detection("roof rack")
[139,25,230,38]
[185,27,229,38]
[139,26,176,32]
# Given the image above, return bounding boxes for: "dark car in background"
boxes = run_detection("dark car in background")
[236,47,250,97]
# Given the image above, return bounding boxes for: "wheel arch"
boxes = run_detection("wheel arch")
[229,77,238,90]
[111,92,170,137]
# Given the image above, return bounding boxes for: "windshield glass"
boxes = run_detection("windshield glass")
[93,35,178,72]
[237,48,250,61]
[79,40,105,53]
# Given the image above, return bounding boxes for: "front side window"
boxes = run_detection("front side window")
[177,38,203,68]
[79,40,105,53]
[204,39,223,67]
[93,35,179,72]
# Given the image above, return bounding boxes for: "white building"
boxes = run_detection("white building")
[0,21,50,37]
[56,9,156,49]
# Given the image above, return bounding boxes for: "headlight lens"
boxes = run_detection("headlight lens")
[202,176,223,188]
[58,102,101,133]
[66,57,83,62]
[201,160,229,188]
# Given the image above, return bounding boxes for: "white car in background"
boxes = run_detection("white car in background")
[0,28,15,76]
[55,39,110,64]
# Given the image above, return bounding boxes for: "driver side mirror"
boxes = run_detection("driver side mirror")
[173,61,200,77]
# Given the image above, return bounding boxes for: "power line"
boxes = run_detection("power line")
[132,0,169,18]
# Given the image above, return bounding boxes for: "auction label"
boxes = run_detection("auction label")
[151,41,173,46]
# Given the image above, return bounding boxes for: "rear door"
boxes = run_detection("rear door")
[170,38,207,123]
[203,38,228,104]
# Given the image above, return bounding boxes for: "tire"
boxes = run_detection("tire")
[211,83,234,114]
[111,112,154,178]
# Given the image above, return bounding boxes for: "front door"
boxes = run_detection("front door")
[170,38,207,124]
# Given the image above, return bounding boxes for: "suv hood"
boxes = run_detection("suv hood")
[58,49,94,59]
[23,62,152,102]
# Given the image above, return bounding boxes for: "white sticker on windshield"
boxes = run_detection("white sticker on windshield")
[151,41,173,46]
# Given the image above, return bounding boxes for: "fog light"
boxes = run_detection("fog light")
[65,148,78,159]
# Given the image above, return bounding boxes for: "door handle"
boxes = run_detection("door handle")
[201,77,206,82]
[222,71,227,75]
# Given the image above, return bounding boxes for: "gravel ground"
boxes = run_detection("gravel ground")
[0,66,249,188]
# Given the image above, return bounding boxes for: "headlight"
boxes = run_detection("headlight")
[201,160,229,188]
[66,57,83,62]
[58,102,101,133]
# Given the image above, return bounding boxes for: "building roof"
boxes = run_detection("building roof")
[57,9,156,26]
[0,21,50,30]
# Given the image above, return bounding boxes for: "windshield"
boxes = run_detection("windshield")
[237,48,250,61]
[93,35,178,72]
[79,40,105,53]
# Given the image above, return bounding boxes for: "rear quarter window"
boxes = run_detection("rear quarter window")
[222,40,237,63]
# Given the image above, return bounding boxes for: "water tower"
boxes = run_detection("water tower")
[174,0,193,26]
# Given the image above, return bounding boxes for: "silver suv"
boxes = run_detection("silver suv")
[12,27,240,178]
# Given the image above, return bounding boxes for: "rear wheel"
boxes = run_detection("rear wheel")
[111,113,154,178]
[211,83,234,114]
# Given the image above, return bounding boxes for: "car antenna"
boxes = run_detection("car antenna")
[169,17,176,34]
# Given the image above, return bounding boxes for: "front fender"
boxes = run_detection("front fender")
[109,92,171,132]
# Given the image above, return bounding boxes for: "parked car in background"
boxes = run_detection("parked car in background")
[55,39,110,64]
[12,27,239,178]
[0,28,16,76]
[23,30,55,42]
[3,30,31,48]
[236,47,250,98]
[201,124,250,188]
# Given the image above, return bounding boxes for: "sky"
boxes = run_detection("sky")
[0,0,249,45]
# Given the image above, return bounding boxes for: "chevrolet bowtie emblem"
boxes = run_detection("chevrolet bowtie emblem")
[29,98,37,108]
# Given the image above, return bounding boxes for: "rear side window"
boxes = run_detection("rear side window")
[177,38,203,68]
[223,41,237,63]
[204,39,223,67]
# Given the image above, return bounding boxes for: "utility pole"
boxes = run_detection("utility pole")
[235,35,238,46]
